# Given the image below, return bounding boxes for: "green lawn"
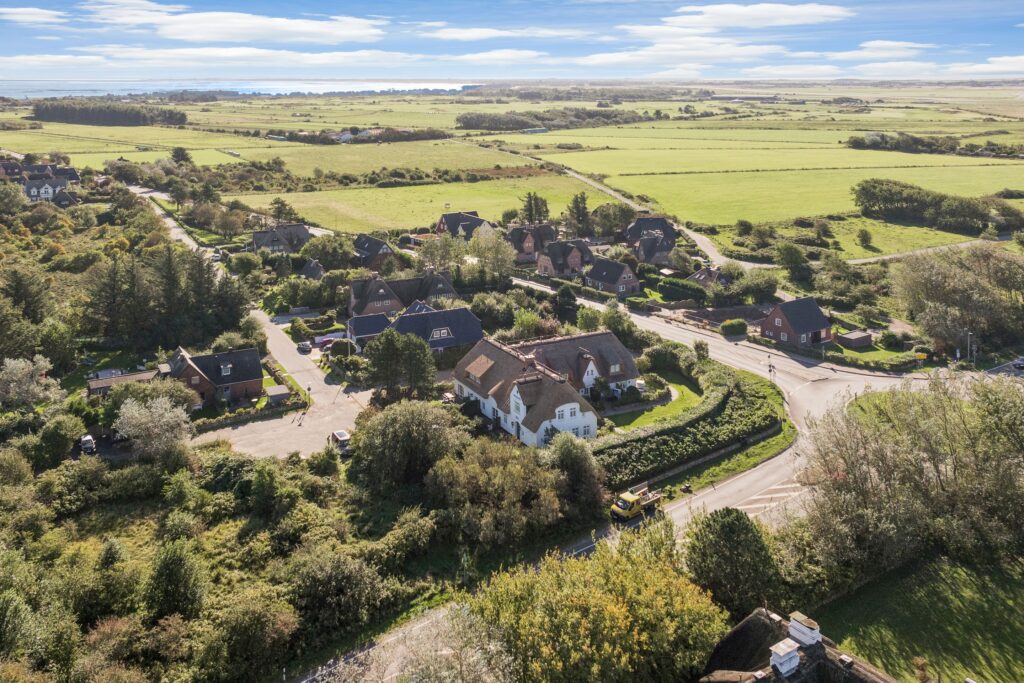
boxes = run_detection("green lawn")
[816,557,1024,682]
[608,372,703,430]
[225,174,603,232]
[833,341,909,362]
[605,164,1024,225]
[72,148,243,169]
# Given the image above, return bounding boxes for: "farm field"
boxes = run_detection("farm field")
[607,164,1024,225]
[238,139,532,176]
[534,146,1023,176]
[225,173,600,232]
[708,215,974,260]
[817,557,1024,682]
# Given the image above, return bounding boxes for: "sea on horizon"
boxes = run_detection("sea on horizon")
[0,79,481,99]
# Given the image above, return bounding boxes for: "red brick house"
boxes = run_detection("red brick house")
[759,298,832,347]
[508,224,557,263]
[585,257,640,296]
[537,239,593,277]
[168,347,264,409]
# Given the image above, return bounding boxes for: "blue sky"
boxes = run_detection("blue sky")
[1,0,1023,80]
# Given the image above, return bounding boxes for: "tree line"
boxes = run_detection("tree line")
[853,178,1024,235]
[33,101,188,126]
[456,107,652,131]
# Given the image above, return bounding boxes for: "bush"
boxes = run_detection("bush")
[658,277,707,304]
[719,319,748,336]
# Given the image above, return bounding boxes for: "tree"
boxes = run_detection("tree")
[428,440,561,547]
[735,219,754,236]
[299,234,353,270]
[856,228,873,248]
[196,586,297,682]
[351,401,469,491]
[684,508,782,618]
[0,182,27,219]
[0,296,40,361]
[215,209,246,238]
[38,318,79,374]
[468,229,516,281]
[554,285,577,322]
[270,197,300,222]
[37,413,86,470]
[774,242,808,277]
[402,334,437,397]
[0,355,64,410]
[285,541,387,638]
[229,252,262,276]
[544,433,604,523]
[170,147,192,165]
[144,540,206,621]
[112,397,192,461]
[3,265,50,323]
[469,520,728,683]
[564,192,592,237]
[165,177,190,209]
[103,378,195,429]
[363,328,404,396]
[0,590,30,659]
[519,192,549,224]
[737,269,778,303]
[592,203,636,237]
[419,234,467,272]
[693,339,709,362]
[576,306,601,332]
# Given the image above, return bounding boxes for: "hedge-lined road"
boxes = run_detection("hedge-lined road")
[513,277,921,530]
[134,186,371,456]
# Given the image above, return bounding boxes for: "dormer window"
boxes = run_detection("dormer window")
[610,363,621,373]
[220,363,232,376]
[430,328,451,340]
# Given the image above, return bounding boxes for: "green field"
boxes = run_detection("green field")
[817,557,1024,682]
[226,174,600,232]
[708,215,973,260]
[238,139,532,176]
[607,164,1024,225]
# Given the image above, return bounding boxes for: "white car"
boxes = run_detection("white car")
[80,435,97,454]
[329,429,352,455]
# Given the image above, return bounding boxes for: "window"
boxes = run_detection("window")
[513,399,521,415]
[430,328,451,340]
[800,333,807,343]
[624,273,632,280]
[572,428,579,436]
[610,363,621,373]
[583,425,591,436]
[190,376,199,385]
[456,384,463,397]
[781,332,788,342]
[775,318,781,326]
[556,409,565,420]
[374,299,391,308]
[569,407,577,418]
[618,285,625,292]
[220,363,232,377]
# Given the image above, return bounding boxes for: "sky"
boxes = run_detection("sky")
[1,0,1023,81]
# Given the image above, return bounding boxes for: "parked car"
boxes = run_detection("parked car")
[80,435,97,454]
[297,341,313,353]
[329,429,352,455]
[1013,361,1024,371]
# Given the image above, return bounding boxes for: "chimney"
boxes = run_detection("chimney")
[770,638,800,677]
[788,611,822,646]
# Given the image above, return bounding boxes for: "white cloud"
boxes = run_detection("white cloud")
[743,63,843,77]
[577,35,787,65]
[823,40,935,61]
[71,44,421,67]
[667,3,854,30]
[0,7,68,25]
[442,49,549,63]
[649,63,708,79]
[946,55,1024,76]
[34,35,62,41]
[849,61,940,78]
[422,27,592,41]
[78,1,387,44]
[4,54,107,66]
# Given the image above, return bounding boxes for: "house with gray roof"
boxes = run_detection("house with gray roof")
[168,347,264,408]
[353,234,394,270]
[511,330,639,397]
[687,266,732,290]
[348,270,456,317]
[345,300,483,353]
[508,224,557,263]
[298,258,325,280]
[634,231,674,265]
[759,297,832,347]
[585,256,640,296]
[435,211,493,240]
[454,338,599,447]
[621,215,678,244]
[24,177,69,203]
[251,223,313,254]
[537,239,593,278]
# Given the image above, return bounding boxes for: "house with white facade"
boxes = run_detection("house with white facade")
[454,338,599,447]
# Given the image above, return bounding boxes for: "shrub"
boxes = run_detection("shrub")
[719,319,748,336]
[658,277,707,303]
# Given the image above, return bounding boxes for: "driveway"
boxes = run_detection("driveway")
[195,309,370,457]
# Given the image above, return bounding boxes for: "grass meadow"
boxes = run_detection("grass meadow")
[226,173,599,232]
[817,557,1024,682]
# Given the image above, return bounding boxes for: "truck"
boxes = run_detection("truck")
[610,483,662,521]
